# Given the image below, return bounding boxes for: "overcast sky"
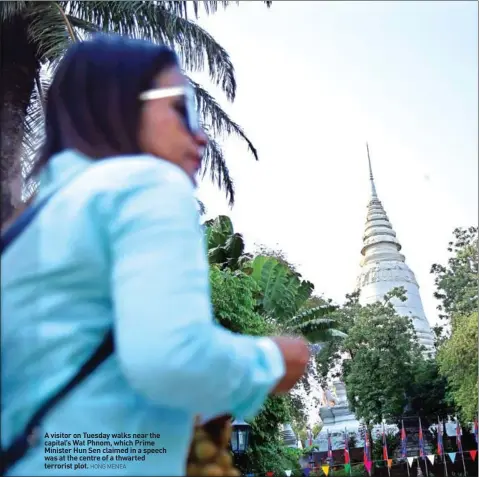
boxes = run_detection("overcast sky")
[191,1,478,327]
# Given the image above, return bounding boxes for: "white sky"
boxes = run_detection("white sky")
[191,1,478,327]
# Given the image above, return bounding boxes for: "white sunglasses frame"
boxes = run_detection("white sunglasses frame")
[138,86,200,133]
[138,86,188,101]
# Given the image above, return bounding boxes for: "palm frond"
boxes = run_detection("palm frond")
[3,0,262,207]
[285,304,338,326]
[296,323,346,344]
[25,2,77,62]
[190,78,258,160]
[0,1,27,21]
[65,1,236,100]
[259,300,345,344]
[21,72,49,200]
[200,133,235,205]
[163,1,231,19]
[288,315,346,344]
[162,1,272,19]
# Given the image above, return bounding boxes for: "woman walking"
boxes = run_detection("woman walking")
[1,35,309,476]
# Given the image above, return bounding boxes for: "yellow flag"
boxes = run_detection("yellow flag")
[387,459,393,468]
[321,465,330,476]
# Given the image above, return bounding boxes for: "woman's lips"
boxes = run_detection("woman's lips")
[189,155,202,172]
[193,147,205,169]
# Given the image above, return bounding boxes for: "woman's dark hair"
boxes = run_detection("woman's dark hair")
[31,34,179,176]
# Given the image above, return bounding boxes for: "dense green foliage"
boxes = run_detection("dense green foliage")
[315,288,449,425]
[406,357,450,421]
[430,226,478,323]
[438,311,478,421]
[341,289,423,424]
[210,266,269,335]
[209,265,299,473]
[205,216,252,271]
[432,227,478,422]
[206,215,338,473]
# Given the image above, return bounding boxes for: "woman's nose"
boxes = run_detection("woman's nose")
[194,130,208,147]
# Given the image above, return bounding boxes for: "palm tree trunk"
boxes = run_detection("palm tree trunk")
[0,13,39,224]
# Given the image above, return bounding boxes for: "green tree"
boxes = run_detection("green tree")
[343,315,420,424]
[314,291,358,387]
[431,227,478,421]
[315,287,450,424]
[437,312,478,421]
[331,290,422,424]
[430,226,478,323]
[207,219,342,474]
[246,396,302,477]
[209,264,302,476]
[209,265,269,335]
[205,220,343,345]
[406,357,451,422]
[1,1,271,222]
[326,288,451,430]
[204,215,252,271]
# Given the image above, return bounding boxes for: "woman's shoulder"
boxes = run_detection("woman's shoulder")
[73,154,199,234]
[85,154,194,195]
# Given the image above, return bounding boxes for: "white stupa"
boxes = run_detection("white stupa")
[356,144,435,351]
[317,145,434,446]
[316,381,398,450]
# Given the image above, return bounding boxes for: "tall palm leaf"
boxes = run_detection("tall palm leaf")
[250,255,346,344]
[282,305,347,343]
[0,1,271,222]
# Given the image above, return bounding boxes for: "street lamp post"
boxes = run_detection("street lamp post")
[230,418,251,473]
[230,418,251,454]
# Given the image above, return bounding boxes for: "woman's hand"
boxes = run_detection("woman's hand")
[270,336,310,394]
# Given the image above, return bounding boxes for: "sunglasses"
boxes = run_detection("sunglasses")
[139,85,200,134]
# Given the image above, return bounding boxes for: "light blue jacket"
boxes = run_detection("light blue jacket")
[1,150,285,476]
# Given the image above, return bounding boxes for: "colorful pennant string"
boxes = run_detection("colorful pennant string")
[241,446,479,477]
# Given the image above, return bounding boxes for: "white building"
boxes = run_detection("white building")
[355,144,435,351]
[317,146,435,446]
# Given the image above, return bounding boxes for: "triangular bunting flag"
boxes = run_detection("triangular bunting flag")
[266,472,274,477]
[285,471,292,477]
[303,469,311,477]
[321,465,330,476]
[344,463,351,474]
[387,459,393,468]
[407,457,415,467]
[448,452,456,463]
[427,455,435,465]
[470,450,477,461]
[364,461,372,475]
[246,474,254,477]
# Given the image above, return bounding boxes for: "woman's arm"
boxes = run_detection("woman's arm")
[109,162,285,418]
